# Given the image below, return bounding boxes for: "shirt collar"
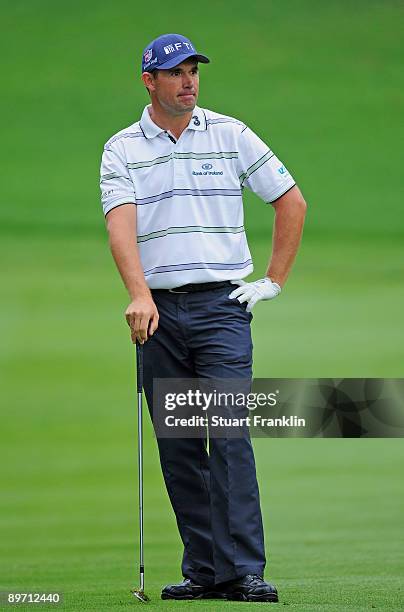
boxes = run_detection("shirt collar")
[139,105,207,139]
[187,106,207,132]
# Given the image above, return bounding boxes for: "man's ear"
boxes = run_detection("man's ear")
[142,71,156,92]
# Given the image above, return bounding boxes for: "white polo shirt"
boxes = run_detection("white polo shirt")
[100,105,295,289]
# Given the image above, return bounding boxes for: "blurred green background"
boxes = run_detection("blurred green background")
[1,0,403,609]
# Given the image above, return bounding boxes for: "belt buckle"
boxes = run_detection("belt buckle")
[168,287,189,294]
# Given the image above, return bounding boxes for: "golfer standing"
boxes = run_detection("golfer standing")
[100,34,306,602]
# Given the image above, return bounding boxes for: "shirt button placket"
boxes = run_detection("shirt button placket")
[174,147,185,185]
[164,131,177,190]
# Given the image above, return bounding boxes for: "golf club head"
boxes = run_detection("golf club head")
[131,588,150,603]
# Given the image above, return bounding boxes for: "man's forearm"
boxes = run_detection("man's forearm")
[267,186,307,287]
[106,204,159,343]
[106,205,150,300]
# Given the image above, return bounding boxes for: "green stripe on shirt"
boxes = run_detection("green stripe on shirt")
[127,151,238,170]
[239,150,274,185]
[137,225,245,243]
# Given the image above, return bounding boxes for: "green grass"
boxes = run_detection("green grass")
[1,235,404,610]
[2,432,404,611]
[1,0,404,609]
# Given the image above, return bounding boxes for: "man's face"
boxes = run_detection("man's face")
[143,60,199,116]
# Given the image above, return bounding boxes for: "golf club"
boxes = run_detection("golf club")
[131,341,150,603]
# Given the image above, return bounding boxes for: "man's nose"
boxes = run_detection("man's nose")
[182,74,194,89]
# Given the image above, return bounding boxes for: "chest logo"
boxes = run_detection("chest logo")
[193,163,224,176]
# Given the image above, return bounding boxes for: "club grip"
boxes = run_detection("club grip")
[136,342,144,393]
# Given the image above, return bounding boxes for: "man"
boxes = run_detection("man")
[100,33,306,602]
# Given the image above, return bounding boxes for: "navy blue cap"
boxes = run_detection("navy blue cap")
[142,33,210,73]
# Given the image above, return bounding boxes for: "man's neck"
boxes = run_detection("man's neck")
[148,105,193,140]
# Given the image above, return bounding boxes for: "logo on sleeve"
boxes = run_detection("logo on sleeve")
[278,165,287,175]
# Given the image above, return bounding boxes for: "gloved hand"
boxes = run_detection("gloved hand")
[229,277,281,312]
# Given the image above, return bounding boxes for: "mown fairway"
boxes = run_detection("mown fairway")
[1,1,403,609]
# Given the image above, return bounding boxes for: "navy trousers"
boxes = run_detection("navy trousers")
[142,284,266,585]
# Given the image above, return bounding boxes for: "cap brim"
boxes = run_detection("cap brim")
[157,52,210,70]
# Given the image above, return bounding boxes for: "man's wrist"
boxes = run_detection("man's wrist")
[128,282,151,301]
[266,275,282,288]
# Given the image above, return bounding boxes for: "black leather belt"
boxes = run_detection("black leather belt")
[153,281,232,294]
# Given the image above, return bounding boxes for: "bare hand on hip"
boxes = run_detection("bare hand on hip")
[125,296,159,344]
[229,277,282,312]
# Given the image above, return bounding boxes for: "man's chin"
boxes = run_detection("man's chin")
[163,99,197,116]
[177,96,197,111]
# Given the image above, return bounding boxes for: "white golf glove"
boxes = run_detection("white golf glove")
[229,277,281,312]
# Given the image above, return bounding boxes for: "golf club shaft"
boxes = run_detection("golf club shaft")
[136,342,145,592]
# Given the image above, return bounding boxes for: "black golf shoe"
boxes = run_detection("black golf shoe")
[221,574,278,602]
[161,578,225,600]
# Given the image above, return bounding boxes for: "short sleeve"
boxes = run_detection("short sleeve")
[236,126,296,203]
[100,142,136,216]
